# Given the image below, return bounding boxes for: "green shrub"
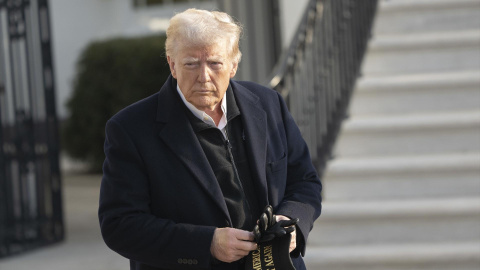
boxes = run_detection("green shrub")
[62,35,170,172]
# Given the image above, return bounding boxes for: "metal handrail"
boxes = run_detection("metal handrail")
[267,0,378,174]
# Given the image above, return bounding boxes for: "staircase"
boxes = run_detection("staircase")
[304,0,480,269]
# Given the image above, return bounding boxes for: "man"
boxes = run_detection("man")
[99,8,321,270]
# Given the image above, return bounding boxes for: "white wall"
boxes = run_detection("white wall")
[279,0,310,48]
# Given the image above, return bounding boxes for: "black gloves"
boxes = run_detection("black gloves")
[253,205,298,243]
[245,205,298,270]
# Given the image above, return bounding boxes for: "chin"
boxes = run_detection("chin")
[190,102,210,110]
[193,99,217,108]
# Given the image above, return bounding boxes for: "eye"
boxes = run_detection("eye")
[184,62,198,68]
[210,62,223,69]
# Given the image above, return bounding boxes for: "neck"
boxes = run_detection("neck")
[204,103,223,126]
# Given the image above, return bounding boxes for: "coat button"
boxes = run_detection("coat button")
[177,258,182,264]
[193,259,198,265]
[182,259,188,264]
[188,259,193,265]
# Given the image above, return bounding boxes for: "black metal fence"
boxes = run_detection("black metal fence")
[0,0,63,258]
[268,0,377,175]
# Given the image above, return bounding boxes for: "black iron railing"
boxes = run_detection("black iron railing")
[268,0,377,174]
[0,0,63,258]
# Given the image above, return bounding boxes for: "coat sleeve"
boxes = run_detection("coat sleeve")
[273,91,323,257]
[99,118,216,269]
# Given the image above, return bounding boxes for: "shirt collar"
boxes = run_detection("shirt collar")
[176,84,227,129]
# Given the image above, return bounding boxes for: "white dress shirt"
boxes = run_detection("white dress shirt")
[176,85,228,138]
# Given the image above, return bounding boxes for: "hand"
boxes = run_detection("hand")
[210,228,257,263]
[276,215,297,253]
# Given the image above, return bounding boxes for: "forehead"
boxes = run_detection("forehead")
[175,38,230,58]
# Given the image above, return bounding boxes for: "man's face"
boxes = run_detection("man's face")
[167,39,237,111]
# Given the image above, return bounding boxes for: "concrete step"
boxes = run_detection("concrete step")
[334,110,480,157]
[323,153,480,201]
[304,242,480,270]
[312,1,480,269]
[350,70,480,116]
[373,0,480,35]
[307,197,480,246]
[362,30,480,76]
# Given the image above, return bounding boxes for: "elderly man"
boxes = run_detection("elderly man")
[99,8,321,270]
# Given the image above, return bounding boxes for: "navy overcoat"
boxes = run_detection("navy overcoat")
[99,75,322,270]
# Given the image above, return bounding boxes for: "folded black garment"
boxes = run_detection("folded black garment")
[245,205,298,270]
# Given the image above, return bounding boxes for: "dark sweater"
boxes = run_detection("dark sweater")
[184,86,261,230]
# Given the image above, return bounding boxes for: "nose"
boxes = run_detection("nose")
[198,64,211,83]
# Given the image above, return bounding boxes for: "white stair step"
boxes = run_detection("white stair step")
[327,153,480,176]
[324,153,480,201]
[373,0,480,35]
[311,1,480,268]
[334,110,480,157]
[350,70,480,115]
[362,30,480,76]
[305,242,480,270]
[307,198,480,246]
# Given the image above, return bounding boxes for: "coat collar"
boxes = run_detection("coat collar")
[230,81,269,208]
[156,76,269,221]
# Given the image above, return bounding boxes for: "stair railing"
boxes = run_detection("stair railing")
[268,0,378,174]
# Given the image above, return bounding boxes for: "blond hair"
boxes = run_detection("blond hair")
[165,8,242,64]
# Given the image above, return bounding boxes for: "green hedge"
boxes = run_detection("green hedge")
[62,35,170,172]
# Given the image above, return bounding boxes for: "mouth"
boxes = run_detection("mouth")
[196,89,213,94]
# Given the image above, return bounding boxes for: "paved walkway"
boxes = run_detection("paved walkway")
[0,174,128,270]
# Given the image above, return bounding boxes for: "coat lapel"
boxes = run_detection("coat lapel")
[231,81,270,209]
[156,76,230,222]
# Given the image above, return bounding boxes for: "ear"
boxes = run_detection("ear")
[167,56,177,78]
[230,62,238,78]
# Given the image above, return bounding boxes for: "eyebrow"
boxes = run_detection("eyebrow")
[181,57,199,64]
[206,56,224,62]
[181,56,225,64]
